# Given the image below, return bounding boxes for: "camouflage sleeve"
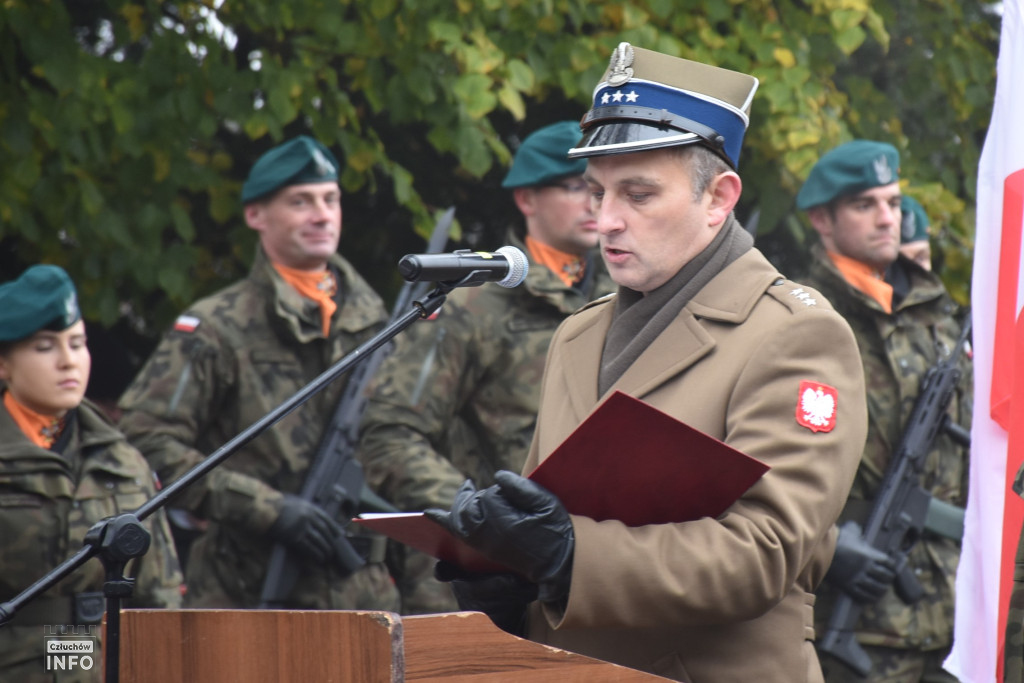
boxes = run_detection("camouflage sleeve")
[358,300,493,512]
[118,321,283,534]
[127,472,184,609]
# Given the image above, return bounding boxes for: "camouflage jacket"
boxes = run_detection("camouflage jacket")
[1007,466,1024,682]
[358,232,616,512]
[0,395,182,681]
[117,246,398,610]
[803,244,973,651]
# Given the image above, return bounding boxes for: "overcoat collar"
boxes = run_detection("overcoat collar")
[559,249,781,415]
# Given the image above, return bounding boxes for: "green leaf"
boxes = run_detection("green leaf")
[453,73,497,119]
[834,25,867,55]
[171,203,195,241]
[506,59,535,92]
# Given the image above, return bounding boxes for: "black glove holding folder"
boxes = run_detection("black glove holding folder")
[425,470,574,604]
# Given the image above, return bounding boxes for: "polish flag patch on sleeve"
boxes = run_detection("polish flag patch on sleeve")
[173,315,201,333]
[796,380,838,433]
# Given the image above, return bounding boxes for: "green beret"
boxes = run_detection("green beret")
[796,140,901,210]
[901,195,930,243]
[0,265,81,343]
[241,135,341,203]
[501,121,588,189]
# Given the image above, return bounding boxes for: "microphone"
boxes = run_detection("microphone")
[397,246,529,288]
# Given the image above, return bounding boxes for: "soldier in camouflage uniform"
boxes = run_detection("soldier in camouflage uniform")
[118,136,399,611]
[1005,466,1024,682]
[357,121,616,614]
[797,141,972,682]
[0,265,183,683]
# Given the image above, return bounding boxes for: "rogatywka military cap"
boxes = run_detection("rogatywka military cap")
[568,42,759,169]
[0,265,81,343]
[796,140,900,210]
[241,135,341,203]
[501,121,588,189]
[900,195,930,243]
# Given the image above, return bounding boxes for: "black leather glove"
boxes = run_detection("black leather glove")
[826,520,897,603]
[268,494,348,566]
[435,560,539,636]
[424,470,574,603]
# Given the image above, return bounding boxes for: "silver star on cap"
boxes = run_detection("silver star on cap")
[873,155,893,184]
[607,42,635,87]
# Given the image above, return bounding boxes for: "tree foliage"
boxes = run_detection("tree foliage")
[0,0,1000,360]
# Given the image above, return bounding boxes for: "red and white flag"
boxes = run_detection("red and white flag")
[947,1,1024,679]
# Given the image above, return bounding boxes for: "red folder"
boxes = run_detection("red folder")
[355,391,769,573]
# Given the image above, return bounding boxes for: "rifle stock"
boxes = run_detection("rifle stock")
[818,316,971,675]
[258,208,455,608]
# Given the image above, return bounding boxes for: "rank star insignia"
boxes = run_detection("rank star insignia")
[796,380,838,433]
[789,287,817,306]
[607,42,635,87]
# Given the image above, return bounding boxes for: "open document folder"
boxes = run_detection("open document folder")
[354,390,770,574]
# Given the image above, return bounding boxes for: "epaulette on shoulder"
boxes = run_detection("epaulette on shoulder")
[573,292,616,316]
[765,278,834,313]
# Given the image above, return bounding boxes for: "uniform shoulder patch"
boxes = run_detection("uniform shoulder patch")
[173,314,201,333]
[796,380,837,433]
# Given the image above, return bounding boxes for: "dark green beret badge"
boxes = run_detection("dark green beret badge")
[0,265,82,343]
[900,195,930,243]
[797,140,900,210]
[241,135,341,204]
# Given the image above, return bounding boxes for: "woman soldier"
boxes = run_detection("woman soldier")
[0,265,182,682]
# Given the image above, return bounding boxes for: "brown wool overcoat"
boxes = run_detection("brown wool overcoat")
[523,249,867,682]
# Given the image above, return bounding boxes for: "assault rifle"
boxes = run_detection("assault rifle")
[258,207,455,608]
[818,315,971,675]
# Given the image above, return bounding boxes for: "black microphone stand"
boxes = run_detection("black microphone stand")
[0,275,478,683]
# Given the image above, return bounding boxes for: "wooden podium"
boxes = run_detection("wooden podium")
[117,609,669,682]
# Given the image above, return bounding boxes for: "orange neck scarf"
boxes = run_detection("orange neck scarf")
[3,390,63,449]
[526,236,585,287]
[828,251,893,314]
[273,264,338,336]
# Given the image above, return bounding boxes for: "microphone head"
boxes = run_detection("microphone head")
[495,246,529,288]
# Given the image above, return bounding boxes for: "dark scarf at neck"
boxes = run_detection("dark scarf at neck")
[598,213,753,396]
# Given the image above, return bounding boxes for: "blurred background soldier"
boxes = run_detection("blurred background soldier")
[357,120,615,614]
[899,195,933,272]
[796,140,972,682]
[118,136,399,611]
[0,265,182,682]
[1005,466,1024,682]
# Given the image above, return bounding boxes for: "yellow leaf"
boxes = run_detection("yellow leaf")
[786,127,821,148]
[773,47,796,68]
[347,148,377,172]
[152,150,170,182]
[120,5,146,43]
[498,83,525,121]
